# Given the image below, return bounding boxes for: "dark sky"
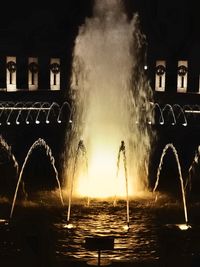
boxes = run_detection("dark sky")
[0,0,199,68]
[0,1,92,55]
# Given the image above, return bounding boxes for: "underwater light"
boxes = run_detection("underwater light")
[0,219,8,225]
[123,224,130,231]
[176,224,191,231]
[64,223,75,229]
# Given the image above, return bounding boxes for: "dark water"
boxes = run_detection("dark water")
[1,195,200,266]
[56,199,159,262]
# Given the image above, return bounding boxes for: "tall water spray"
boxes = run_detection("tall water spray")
[65,0,153,198]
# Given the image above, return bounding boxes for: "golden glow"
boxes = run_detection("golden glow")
[123,225,130,231]
[176,224,191,231]
[68,135,151,199]
[67,0,153,200]
[64,223,75,229]
[74,142,134,198]
[0,219,8,225]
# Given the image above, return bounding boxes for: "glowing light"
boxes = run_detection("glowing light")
[0,219,8,225]
[69,119,72,123]
[6,122,11,125]
[64,223,75,229]
[74,142,135,199]
[76,146,117,198]
[57,120,61,124]
[185,109,200,114]
[66,0,153,200]
[123,224,129,231]
[35,120,40,124]
[26,121,30,125]
[16,121,20,125]
[46,120,50,124]
[176,224,191,231]
[144,65,148,70]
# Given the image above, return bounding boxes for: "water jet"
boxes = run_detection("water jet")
[0,0,199,266]
[10,138,64,218]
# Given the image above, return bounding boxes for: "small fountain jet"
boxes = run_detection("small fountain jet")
[66,139,89,228]
[119,140,125,152]
[78,140,87,154]
[114,140,129,230]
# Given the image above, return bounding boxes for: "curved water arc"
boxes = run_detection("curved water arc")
[57,101,72,124]
[46,102,60,123]
[35,102,50,124]
[162,104,176,126]
[153,143,188,224]
[172,104,187,126]
[10,138,64,219]
[25,102,43,124]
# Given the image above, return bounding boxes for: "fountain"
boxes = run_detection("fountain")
[1,1,200,266]
[0,136,19,183]
[185,145,200,198]
[153,143,190,229]
[10,138,64,219]
[64,0,154,203]
[0,101,72,125]
[67,139,89,225]
[0,136,18,223]
[114,140,129,228]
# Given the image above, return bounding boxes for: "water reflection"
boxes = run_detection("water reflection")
[1,197,200,265]
[55,200,159,262]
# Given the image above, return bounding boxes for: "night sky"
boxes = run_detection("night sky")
[0,1,197,55]
[0,0,199,90]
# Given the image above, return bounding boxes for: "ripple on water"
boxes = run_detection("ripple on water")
[55,200,159,261]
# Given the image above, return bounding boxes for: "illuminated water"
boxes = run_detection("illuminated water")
[153,143,188,224]
[10,138,64,219]
[67,140,89,223]
[1,197,200,266]
[114,140,130,226]
[1,0,199,265]
[56,199,159,262]
[65,0,154,199]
